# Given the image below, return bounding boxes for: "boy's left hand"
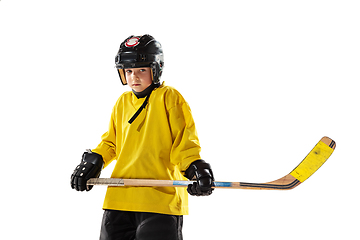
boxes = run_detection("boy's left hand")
[185,160,214,196]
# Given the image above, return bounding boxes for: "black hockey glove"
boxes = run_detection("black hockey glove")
[71,150,104,191]
[185,160,214,196]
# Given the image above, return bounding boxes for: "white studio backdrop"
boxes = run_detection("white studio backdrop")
[1,0,359,239]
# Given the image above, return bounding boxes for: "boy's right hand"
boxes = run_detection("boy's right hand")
[71,150,104,191]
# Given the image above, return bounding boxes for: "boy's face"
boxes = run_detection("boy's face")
[125,67,153,92]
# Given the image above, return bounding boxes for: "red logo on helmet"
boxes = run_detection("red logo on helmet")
[125,37,140,47]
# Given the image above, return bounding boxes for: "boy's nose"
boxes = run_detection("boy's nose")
[131,72,139,79]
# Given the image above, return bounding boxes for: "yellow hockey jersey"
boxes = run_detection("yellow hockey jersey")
[92,83,201,215]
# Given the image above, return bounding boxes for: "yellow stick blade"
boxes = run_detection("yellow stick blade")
[290,136,336,182]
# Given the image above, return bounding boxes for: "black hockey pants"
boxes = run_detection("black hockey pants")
[99,210,183,240]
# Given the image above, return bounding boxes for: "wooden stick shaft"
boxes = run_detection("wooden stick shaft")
[87,174,300,190]
[87,178,192,187]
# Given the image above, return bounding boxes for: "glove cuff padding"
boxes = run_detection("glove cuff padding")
[82,150,104,168]
[71,150,104,191]
[185,160,214,181]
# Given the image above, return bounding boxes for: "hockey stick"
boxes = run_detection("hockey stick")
[87,136,336,190]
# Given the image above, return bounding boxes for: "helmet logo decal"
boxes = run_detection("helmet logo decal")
[125,37,140,48]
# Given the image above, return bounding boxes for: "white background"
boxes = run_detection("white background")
[1,0,359,239]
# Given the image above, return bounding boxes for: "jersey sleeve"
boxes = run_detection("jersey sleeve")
[168,100,202,175]
[91,102,118,168]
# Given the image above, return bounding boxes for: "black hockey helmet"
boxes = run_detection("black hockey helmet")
[115,34,164,85]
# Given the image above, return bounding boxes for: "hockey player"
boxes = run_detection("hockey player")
[71,34,214,240]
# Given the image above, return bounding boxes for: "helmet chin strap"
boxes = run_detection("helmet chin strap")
[128,82,160,124]
[132,82,156,99]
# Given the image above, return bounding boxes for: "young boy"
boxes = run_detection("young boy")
[71,34,214,240]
